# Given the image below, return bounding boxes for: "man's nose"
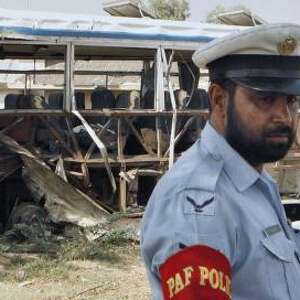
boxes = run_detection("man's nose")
[271,97,293,124]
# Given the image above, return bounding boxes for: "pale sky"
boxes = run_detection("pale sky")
[0,0,299,24]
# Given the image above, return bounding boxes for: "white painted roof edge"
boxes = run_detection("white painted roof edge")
[0,8,247,42]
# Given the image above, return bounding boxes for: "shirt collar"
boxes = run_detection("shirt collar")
[201,122,260,192]
[261,169,277,184]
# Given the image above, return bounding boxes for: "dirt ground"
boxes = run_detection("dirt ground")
[0,249,151,300]
[0,217,151,300]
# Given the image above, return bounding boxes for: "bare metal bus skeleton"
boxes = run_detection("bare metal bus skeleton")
[0,9,250,217]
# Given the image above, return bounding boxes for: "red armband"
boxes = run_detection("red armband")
[159,245,232,300]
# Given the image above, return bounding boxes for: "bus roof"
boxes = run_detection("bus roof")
[0,8,246,45]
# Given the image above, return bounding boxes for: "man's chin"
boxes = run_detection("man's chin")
[258,148,290,163]
[244,142,292,164]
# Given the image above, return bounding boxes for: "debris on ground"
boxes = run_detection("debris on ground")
[0,152,21,184]
[0,133,149,300]
[0,132,109,229]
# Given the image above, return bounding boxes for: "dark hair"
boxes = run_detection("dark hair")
[208,78,237,113]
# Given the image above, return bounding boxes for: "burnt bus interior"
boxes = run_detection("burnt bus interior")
[0,39,211,229]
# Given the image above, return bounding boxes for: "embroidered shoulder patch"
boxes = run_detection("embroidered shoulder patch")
[159,245,231,300]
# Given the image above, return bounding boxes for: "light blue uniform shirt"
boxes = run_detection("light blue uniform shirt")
[141,122,300,300]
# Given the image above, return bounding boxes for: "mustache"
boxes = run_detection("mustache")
[263,126,294,137]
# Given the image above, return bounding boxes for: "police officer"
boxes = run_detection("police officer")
[141,23,300,300]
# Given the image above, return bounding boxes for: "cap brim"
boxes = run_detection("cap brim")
[231,77,300,95]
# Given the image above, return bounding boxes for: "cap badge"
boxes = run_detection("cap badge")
[278,37,297,54]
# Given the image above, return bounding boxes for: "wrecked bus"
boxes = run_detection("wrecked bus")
[0,8,247,228]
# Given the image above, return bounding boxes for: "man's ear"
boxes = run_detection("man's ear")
[208,83,228,116]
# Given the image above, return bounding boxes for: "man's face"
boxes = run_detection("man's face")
[224,84,299,164]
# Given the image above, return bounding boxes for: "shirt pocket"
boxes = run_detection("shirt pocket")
[261,231,295,299]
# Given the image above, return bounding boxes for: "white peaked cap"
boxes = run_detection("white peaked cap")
[193,23,300,68]
[192,23,300,95]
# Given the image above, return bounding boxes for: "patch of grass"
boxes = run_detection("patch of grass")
[10,255,28,266]
[0,227,137,282]
[0,240,11,252]
[102,228,134,247]
[58,228,136,263]
[0,255,71,282]
[58,238,117,262]
[21,257,70,281]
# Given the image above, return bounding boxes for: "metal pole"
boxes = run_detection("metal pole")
[64,42,74,112]
[161,48,177,168]
[155,48,164,159]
